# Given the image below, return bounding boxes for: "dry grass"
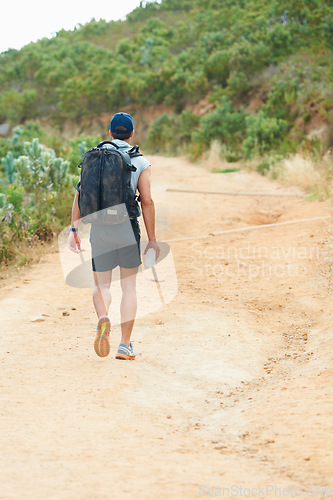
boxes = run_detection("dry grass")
[282,154,321,191]
[0,237,57,283]
[281,152,333,200]
[204,142,333,203]
[203,140,242,172]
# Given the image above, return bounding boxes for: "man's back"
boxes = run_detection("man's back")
[101,139,150,197]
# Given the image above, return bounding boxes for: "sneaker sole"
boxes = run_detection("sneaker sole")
[115,353,135,360]
[94,316,111,357]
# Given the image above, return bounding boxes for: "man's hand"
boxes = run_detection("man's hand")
[144,240,160,261]
[68,230,81,253]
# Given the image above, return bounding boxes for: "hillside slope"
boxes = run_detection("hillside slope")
[0,0,332,156]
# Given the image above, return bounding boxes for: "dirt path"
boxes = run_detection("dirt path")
[1,156,332,499]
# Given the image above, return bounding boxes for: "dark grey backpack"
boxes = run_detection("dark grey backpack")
[78,141,142,224]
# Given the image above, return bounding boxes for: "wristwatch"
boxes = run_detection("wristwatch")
[69,227,78,232]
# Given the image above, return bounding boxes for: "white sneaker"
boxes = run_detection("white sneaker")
[115,342,136,360]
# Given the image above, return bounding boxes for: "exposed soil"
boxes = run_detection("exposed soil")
[0,156,332,499]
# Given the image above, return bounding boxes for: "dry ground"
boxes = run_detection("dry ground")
[0,156,332,499]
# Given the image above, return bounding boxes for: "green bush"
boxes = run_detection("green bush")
[263,79,299,120]
[2,151,16,184]
[0,90,38,123]
[5,184,25,212]
[243,111,288,157]
[66,134,101,173]
[302,112,311,123]
[146,113,177,152]
[204,50,230,86]
[14,138,70,211]
[256,158,271,175]
[0,136,74,264]
[4,123,46,159]
[146,110,200,153]
[192,97,246,154]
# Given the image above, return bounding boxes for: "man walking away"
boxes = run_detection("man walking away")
[68,112,160,359]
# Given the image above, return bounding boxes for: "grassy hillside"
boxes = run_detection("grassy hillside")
[0,0,332,157]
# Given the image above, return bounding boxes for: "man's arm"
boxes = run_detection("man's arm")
[138,166,160,259]
[71,190,81,227]
[68,190,81,253]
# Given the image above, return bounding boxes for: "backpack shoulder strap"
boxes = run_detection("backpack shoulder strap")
[96,141,142,158]
[97,140,120,149]
[115,149,137,172]
[127,145,143,158]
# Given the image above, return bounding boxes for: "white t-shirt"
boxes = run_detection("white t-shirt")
[102,139,150,194]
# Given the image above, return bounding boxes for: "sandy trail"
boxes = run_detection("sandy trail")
[0,156,332,499]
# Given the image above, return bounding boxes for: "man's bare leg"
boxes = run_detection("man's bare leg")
[93,270,112,357]
[119,266,139,346]
[93,270,112,318]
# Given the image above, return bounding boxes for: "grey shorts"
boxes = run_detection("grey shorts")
[90,219,141,272]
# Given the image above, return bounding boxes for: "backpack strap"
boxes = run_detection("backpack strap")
[115,149,137,172]
[128,145,143,158]
[97,141,142,158]
[97,140,119,149]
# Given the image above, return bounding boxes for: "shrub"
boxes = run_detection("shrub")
[66,134,101,173]
[146,110,200,154]
[2,151,16,184]
[243,111,287,157]
[204,50,230,86]
[263,79,299,120]
[192,97,246,154]
[14,138,70,212]
[0,137,74,265]
[146,113,178,153]
[226,72,251,97]
[5,184,25,212]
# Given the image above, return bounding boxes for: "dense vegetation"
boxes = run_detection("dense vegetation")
[1,0,332,151]
[0,0,332,266]
[0,123,100,266]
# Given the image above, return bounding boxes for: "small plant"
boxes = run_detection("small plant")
[2,151,16,184]
[302,112,311,123]
[256,158,271,175]
[214,167,239,173]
